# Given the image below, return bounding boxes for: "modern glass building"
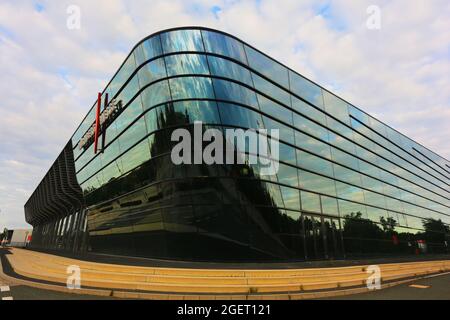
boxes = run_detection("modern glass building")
[25,27,450,262]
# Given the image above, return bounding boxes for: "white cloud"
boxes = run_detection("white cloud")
[0,0,448,229]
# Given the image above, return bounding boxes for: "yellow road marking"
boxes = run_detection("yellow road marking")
[409,284,430,289]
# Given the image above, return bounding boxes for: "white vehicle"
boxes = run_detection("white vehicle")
[7,229,32,248]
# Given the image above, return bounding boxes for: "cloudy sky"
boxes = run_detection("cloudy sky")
[0,0,449,229]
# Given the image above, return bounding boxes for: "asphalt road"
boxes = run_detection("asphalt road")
[331,272,450,300]
[0,277,116,300]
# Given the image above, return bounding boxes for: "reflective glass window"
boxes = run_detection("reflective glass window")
[301,191,321,212]
[257,94,293,125]
[73,106,96,154]
[293,113,329,141]
[141,80,171,109]
[252,73,291,106]
[331,147,359,170]
[107,53,137,99]
[165,54,209,76]
[333,164,362,186]
[289,71,324,109]
[118,117,148,152]
[116,76,140,107]
[137,58,167,87]
[299,170,336,197]
[363,190,387,209]
[338,199,367,219]
[321,196,339,216]
[297,150,334,177]
[202,31,248,64]
[335,181,365,202]
[291,96,326,125]
[280,186,300,210]
[102,139,122,168]
[161,29,204,53]
[266,182,284,208]
[295,131,331,159]
[323,90,350,124]
[207,56,253,86]
[144,108,158,134]
[328,131,355,155]
[278,164,299,187]
[170,77,214,100]
[114,97,144,136]
[134,35,163,66]
[171,100,220,124]
[120,137,151,174]
[213,79,258,106]
[262,116,295,145]
[366,206,388,224]
[75,143,95,173]
[279,143,297,165]
[245,45,289,88]
[361,174,384,193]
[348,104,369,125]
[219,103,263,129]
[101,154,123,183]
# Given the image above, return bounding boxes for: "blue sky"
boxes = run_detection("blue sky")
[0,0,449,229]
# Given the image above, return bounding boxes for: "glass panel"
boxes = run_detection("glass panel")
[108,53,137,99]
[116,76,140,107]
[218,103,263,129]
[335,181,365,202]
[348,104,369,125]
[207,56,253,87]
[213,79,258,106]
[366,206,388,224]
[279,143,297,165]
[289,71,324,109]
[102,139,122,168]
[114,97,144,136]
[323,90,350,124]
[291,96,326,125]
[293,113,329,141]
[363,190,387,209]
[202,30,248,64]
[170,100,221,124]
[134,36,163,65]
[277,164,299,187]
[118,117,148,152]
[297,150,334,177]
[333,164,362,186]
[120,137,151,174]
[321,196,339,216]
[245,45,289,88]
[301,191,321,212]
[331,147,359,170]
[280,186,300,210]
[257,94,292,125]
[165,54,209,76]
[161,29,204,53]
[338,199,367,220]
[137,58,167,87]
[141,80,171,109]
[299,170,336,197]
[252,73,291,106]
[170,77,214,100]
[295,131,331,159]
[262,116,295,145]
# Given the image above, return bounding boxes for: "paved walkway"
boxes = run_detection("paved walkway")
[329,272,450,300]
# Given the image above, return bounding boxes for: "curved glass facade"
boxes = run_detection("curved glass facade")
[25,27,450,262]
